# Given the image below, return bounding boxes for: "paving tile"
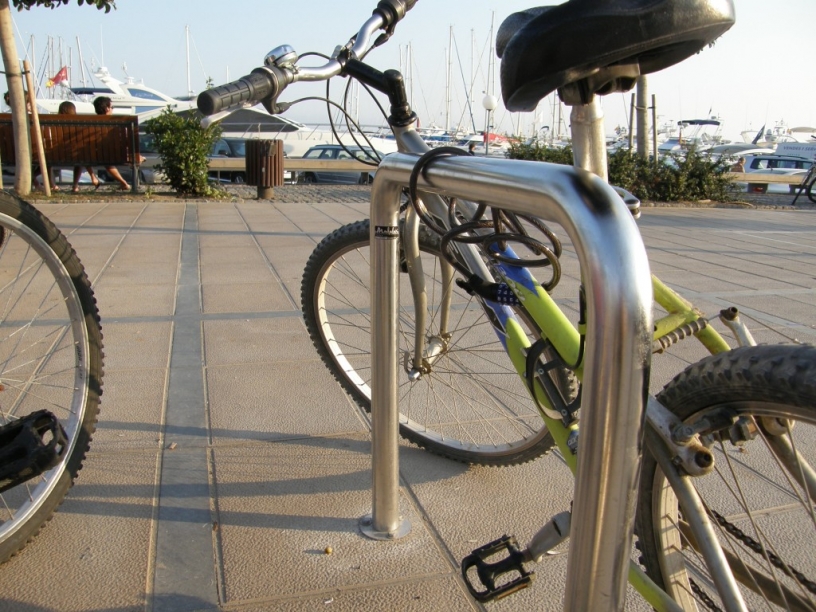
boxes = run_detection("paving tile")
[201,281,295,313]
[0,450,158,612]
[94,282,177,318]
[206,361,365,443]
[203,317,315,365]
[212,436,451,605]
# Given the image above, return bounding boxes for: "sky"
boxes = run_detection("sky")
[11,0,816,143]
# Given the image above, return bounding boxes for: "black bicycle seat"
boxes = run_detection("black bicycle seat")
[497,0,735,110]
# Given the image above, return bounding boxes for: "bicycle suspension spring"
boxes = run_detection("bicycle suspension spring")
[653,318,709,354]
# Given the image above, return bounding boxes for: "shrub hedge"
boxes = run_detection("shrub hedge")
[144,109,224,198]
[506,142,735,202]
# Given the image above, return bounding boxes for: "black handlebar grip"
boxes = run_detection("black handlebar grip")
[375,0,418,28]
[197,67,281,116]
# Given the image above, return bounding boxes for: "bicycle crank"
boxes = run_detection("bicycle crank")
[0,410,68,493]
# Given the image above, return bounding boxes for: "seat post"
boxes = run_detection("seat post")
[569,97,608,182]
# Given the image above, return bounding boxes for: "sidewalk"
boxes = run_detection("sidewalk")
[1,194,814,612]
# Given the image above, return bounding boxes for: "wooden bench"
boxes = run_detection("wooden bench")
[0,113,141,192]
[726,171,809,195]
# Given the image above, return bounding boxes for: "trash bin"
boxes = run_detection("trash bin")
[245,139,284,199]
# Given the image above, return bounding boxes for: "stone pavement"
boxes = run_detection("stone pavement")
[0,190,814,612]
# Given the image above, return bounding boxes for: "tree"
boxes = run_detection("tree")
[0,0,115,195]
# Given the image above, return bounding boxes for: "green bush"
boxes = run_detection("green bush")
[143,109,223,197]
[508,142,735,202]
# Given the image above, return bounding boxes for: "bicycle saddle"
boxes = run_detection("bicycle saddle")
[496,0,735,110]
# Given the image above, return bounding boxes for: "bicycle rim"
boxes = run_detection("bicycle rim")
[0,197,101,560]
[303,220,556,466]
[807,177,816,204]
[638,345,816,611]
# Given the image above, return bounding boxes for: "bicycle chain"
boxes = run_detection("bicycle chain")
[690,578,722,612]
[668,507,816,611]
[712,509,816,595]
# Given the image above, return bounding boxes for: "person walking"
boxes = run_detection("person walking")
[58,101,100,193]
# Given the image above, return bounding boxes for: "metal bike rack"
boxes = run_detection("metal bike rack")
[363,153,654,611]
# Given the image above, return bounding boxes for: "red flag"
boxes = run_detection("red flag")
[46,66,68,88]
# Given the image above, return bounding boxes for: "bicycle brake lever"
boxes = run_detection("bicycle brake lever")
[461,535,534,602]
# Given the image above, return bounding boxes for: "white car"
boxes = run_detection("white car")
[736,153,812,194]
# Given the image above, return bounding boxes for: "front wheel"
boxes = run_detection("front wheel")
[807,174,816,203]
[301,219,566,466]
[637,344,816,610]
[0,191,103,564]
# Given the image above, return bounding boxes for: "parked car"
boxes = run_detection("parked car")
[208,138,248,184]
[737,153,813,194]
[97,133,162,185]
[297,144,382,184]
[208,138,294,184]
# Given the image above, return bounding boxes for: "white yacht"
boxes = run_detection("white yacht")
[207,106,398,158]
[37,69,398,158]
[740,120,816,147]
[657,118,725,155]
[35,67,197,116]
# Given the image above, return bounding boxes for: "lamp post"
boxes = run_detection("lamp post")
[482,94,497,156]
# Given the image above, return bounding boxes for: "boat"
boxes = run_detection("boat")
[35,67,198,117]
[38,69,397,158]
[740,120,816,147]
[194,106,398,158]
[657,118,726,156]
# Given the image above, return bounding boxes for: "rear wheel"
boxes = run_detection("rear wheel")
[301,219,569,466]
[0,192,103,564]
[637,345,816,610]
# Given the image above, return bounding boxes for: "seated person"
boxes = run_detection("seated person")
[58,101,100,192]
[93,96,145,190]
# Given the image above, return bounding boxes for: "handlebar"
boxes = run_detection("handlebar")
[196,0,418,117]
[197,67,291,116]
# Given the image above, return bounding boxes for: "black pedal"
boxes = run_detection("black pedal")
[0,410,68,493]
[461,535,533,602]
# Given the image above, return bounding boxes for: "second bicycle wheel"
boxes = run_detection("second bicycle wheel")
[0,191,103,564]
[807,173,816,204]
[302,219,558,466]
[637,344,816,611]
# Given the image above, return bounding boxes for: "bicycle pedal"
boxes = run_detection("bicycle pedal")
[461,535,533,602]
[0,410,68,493]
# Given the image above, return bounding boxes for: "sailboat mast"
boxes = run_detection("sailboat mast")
[446,26,452,133]
[186,25,193,97]
[47,36,54,99]
[470,28,475,114]
[485,13,495,141]
[76,37,88,88]
[28,35,36,95]
[408,42,413,111]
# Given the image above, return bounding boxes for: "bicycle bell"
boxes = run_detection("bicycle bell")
[264,45,297,68]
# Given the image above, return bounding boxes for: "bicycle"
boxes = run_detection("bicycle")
[198,1,816,610]
[791,163,816,205]
[0,190,104,564]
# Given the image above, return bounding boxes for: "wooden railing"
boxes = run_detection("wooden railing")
[141,157,374,173]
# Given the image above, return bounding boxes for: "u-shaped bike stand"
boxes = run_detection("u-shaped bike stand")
[362,152,653,611]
